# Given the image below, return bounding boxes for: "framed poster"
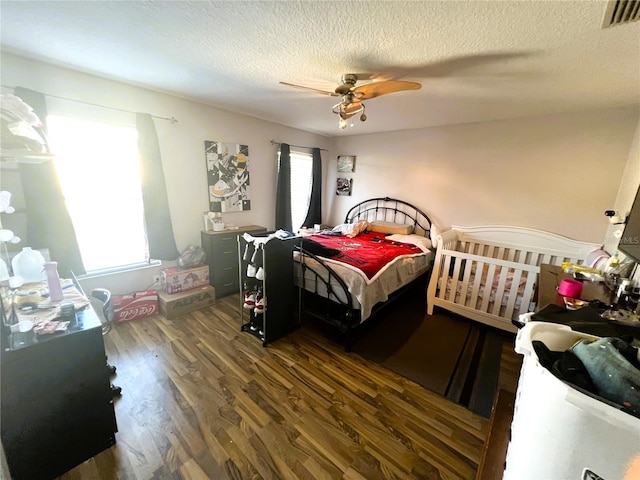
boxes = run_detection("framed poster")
[337,155,355,173]
[205,140,251,212]
[336,177,352,196]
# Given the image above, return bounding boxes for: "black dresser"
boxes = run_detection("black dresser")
[1,306,117,480]
[201,225,266,298]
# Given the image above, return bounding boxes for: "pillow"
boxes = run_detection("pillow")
[332,220,369,238]
[429,224,439,248]
[386,234,432,253]
[346,219,369,238]
[369,221,413,235]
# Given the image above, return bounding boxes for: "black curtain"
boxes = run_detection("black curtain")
[136,113,179,261]
[302,147,322,227]
[13,87,86,277]
[275,143,292,231]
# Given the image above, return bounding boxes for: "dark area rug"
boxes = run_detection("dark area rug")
[346,283,510,417]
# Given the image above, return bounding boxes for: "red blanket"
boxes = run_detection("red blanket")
[304,232,423,279]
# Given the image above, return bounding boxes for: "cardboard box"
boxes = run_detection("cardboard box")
[113,290,158,323]
[158,285,216,319]
[161,265,210,294]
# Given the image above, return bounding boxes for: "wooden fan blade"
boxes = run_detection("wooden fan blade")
[343,100,363,116]
[279,81,339,96]
[353,81,421,100]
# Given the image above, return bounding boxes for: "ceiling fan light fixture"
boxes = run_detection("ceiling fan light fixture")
[333,96,367,128]
[282,72,421,131]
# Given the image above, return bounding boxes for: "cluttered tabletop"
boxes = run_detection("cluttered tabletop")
[530,263,640,339]
[1,278,99,351]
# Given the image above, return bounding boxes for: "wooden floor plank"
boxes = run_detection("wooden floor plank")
[54,294,521,479]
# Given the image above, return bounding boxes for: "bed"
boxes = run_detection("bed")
[294,197,434,348]
[426,225,601,333]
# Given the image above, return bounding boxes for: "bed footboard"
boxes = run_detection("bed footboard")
[427,225,601,332]
[294,247,361,348]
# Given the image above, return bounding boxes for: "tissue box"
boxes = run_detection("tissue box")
[161,265,210,294]
[158,285,216,319]
[113,290,158,323]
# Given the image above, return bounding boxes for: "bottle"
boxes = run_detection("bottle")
[605,252,620,273]
[11,247,45,283]
[614,278,632,310]
[43,261,64,302]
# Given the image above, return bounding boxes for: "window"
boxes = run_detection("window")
[289,150,313,231]
[47,115,149,273]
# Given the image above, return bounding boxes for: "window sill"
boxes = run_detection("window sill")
[78,260,162,280]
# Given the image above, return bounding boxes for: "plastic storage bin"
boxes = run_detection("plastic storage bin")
[504,322,640,480]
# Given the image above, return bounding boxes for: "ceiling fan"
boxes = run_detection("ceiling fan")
[280,74,421,129]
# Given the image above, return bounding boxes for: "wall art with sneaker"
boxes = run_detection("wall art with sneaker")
[205,140,251,213]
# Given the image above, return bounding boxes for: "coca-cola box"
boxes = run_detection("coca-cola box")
[113,290,158,323]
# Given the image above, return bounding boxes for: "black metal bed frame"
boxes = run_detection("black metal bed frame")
[296,197,433,350]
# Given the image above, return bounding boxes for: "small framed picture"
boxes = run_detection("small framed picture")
[337,155,355,173]
[336,177,352,196]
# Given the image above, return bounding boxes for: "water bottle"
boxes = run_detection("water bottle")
[43,261,64,302]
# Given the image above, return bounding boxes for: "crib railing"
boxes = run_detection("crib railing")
[427,226,601,332]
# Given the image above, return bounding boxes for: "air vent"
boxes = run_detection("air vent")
[602,0,640,28]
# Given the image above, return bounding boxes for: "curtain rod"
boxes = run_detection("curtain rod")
[1,84,178,124]
[270,140,328,152]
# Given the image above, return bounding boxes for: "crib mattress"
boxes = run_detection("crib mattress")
[444,270,536,320]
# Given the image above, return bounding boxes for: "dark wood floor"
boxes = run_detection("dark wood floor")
[56,294,522,480]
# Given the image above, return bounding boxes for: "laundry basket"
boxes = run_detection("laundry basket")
[504,322,640,480]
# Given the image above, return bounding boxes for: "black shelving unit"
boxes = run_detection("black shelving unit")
[237,234,300,346]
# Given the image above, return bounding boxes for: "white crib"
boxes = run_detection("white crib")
[426,225,601,332]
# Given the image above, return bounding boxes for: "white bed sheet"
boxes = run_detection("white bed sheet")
[294,250,433,322]
[444,268,536,317]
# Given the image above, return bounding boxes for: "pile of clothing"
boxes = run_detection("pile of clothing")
[1,94,47,152]
[534,335,640,418]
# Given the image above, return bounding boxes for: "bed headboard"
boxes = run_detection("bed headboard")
[345,197,432,238]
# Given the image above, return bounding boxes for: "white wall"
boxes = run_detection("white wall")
[328,107,639,244]
[1,53,332,294]
[604,119,640,260]
[3,53,638,295]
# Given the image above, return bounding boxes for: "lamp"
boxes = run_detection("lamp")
[332,93,367,129]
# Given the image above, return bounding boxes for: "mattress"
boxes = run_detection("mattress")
[294,249,432,322]
[444,265,536,317]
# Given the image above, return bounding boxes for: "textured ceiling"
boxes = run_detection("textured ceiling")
[1,1,639,137]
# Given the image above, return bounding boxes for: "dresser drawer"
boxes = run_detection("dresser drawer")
[201,226,267,298]
[210,243,238,267]
[211,261,238,284]
[214,269,240,297]
[207,232,239,247]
